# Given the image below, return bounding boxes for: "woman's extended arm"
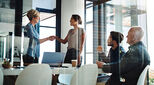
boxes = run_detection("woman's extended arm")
[55,30,71,44]
[55,35,68,44]
[39,37,50,44]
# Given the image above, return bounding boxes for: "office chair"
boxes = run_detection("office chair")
[15,64,52,85]
[137,65,150,85]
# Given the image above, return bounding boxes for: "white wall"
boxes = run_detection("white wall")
[147,0,154,69]
[61,0,85,52]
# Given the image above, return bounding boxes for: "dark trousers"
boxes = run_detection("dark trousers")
[64,48,82,67]
[23,54,38,66]
[64,48,79,63]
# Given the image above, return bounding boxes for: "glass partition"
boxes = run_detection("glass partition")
[0,32,9,61]
[85,0,150,84]
[105,0,147,51]
[0,32,14,64]
[85,0,147,64]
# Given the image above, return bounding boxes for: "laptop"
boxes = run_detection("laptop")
[42,52,65,67]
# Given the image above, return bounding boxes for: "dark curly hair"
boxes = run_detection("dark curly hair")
[110,31,124,43]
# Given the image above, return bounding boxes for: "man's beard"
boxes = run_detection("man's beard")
[108,42,113,46]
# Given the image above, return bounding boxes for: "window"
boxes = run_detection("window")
[39,11,56,62]
[85,1,93,64]
[85,0,147,63]
[86,0,150,83]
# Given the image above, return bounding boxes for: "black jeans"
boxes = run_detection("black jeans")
[64,48,82,67]
[23,54,38,64]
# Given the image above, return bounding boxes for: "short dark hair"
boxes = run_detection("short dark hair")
[110,31,124,43]
[71,14,82,24]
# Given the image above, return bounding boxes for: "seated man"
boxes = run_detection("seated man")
[97,31,126,85]
[97,27,150,85]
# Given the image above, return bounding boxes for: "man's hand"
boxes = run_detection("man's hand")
[96,61,104,68]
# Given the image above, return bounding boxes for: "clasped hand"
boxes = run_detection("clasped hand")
[48,36,56,41]
[96,61,105,68]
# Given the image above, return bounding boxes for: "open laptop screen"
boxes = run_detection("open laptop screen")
[42,52,65,67]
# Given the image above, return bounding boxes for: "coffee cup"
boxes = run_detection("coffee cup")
[71,60,77,67]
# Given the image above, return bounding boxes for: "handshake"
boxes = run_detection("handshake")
[48,36,56,41]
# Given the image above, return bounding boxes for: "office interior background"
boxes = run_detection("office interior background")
[0,0,154,84]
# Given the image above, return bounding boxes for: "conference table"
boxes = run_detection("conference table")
[2,66,105,76]
[1,64,111,85]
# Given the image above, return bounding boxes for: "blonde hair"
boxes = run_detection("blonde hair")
[27,9,40,21]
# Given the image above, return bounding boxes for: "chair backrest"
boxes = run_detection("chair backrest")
[0,68,3,85]
[137,65,149,85]
[70,64,98,85]
[42,52,65,64]
[15,64,52,85]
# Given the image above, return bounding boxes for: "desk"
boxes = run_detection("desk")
[2,68,23,76]
[2,67,77,85]
[2,67,104,75]
[1,66,108,85]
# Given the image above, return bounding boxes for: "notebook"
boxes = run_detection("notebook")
[42,52,65,67]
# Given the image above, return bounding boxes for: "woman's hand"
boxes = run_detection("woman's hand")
[49,36,55,41]
[77,55,81,66]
